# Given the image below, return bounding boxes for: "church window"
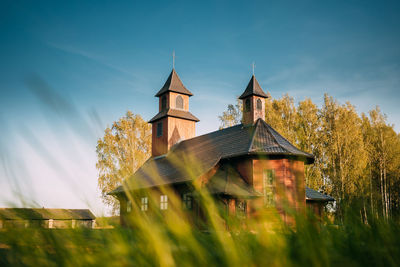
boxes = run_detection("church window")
[236,200,247,218]
[160,195,168,210]
[161,95,167,110]
[263,170,275,207]
[245,98,251,112]
[182,193,193,210]
[141,197,148,211]
[127,200,132,213]
[176,95,183,109]
[257,99,262,110]
[157,122,163,137]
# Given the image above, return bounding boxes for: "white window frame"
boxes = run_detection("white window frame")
[236,200,247,218]
[141,197,148,211]
[160,195,168,210]
[263,169,275,207]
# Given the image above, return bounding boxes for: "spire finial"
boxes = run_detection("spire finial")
[172,50,175,69]
[252,62,255,75]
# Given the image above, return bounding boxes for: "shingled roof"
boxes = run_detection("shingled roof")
[305,187,335,202]
[155,69,193,97]
[206,165,263,198]
[149,108,200,123]
[111,119,314,193]
[239,75,269,99]
[0,208,95,220]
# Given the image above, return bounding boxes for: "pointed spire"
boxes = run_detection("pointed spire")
[155,69,193,97]
[239,75,269,99]
[172,50,175,69]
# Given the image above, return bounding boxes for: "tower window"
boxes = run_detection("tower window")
[176,95,183,109]
[160,195,168,210]
[141,197,148,211]
[257,99,262,110]
[245,98,251,112]
[263,170,275,207]
[161,95,167,110]
[157,122,163,137]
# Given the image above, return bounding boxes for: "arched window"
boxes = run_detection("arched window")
[245,98,251,112]
[176,95,183,109]
[257,99,262,110]
[161,95,167,110]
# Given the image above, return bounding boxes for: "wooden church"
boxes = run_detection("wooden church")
[110,69,334,226]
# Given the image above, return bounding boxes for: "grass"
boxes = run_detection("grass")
[1,205,399,267]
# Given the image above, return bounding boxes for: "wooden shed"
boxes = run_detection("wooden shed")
[0,208,96,229]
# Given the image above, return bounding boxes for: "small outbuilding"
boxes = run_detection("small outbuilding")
[0,208,96,229]
[305,187,335,217]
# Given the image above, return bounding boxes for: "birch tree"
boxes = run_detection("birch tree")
[96,111,151,213]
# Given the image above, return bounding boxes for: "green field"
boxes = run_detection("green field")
[1,206,399,267]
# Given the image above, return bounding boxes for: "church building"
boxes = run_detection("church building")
[110,68,334,226]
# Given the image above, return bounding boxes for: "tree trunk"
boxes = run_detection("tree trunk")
[383,158,389,219]
[380,159,385,218]
[369,161,374,215]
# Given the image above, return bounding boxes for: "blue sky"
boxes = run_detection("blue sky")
[0,0,399,214]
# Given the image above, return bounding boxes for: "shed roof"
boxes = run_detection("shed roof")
[155,69,193,97]
[305,187,335,202]
[0,208,96,220]
[111,119,314,193]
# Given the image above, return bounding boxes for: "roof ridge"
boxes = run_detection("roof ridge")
[247,119,261,152]
[258,119,291,153]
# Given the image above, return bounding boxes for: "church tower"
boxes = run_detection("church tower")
[149,69,199,157]
[239,75,269,125]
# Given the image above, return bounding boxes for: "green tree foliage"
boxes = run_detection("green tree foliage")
[219,94,400,219]
[362,107,400,218]
[96,111,151,213]
[218,99,242,129]
[265,94,298,144]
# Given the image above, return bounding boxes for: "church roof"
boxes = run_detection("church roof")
[149,108,200,123]
[110,119,314,193]
[239,75,269,99]
[206,165,263,198]
[155,69,193,97]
